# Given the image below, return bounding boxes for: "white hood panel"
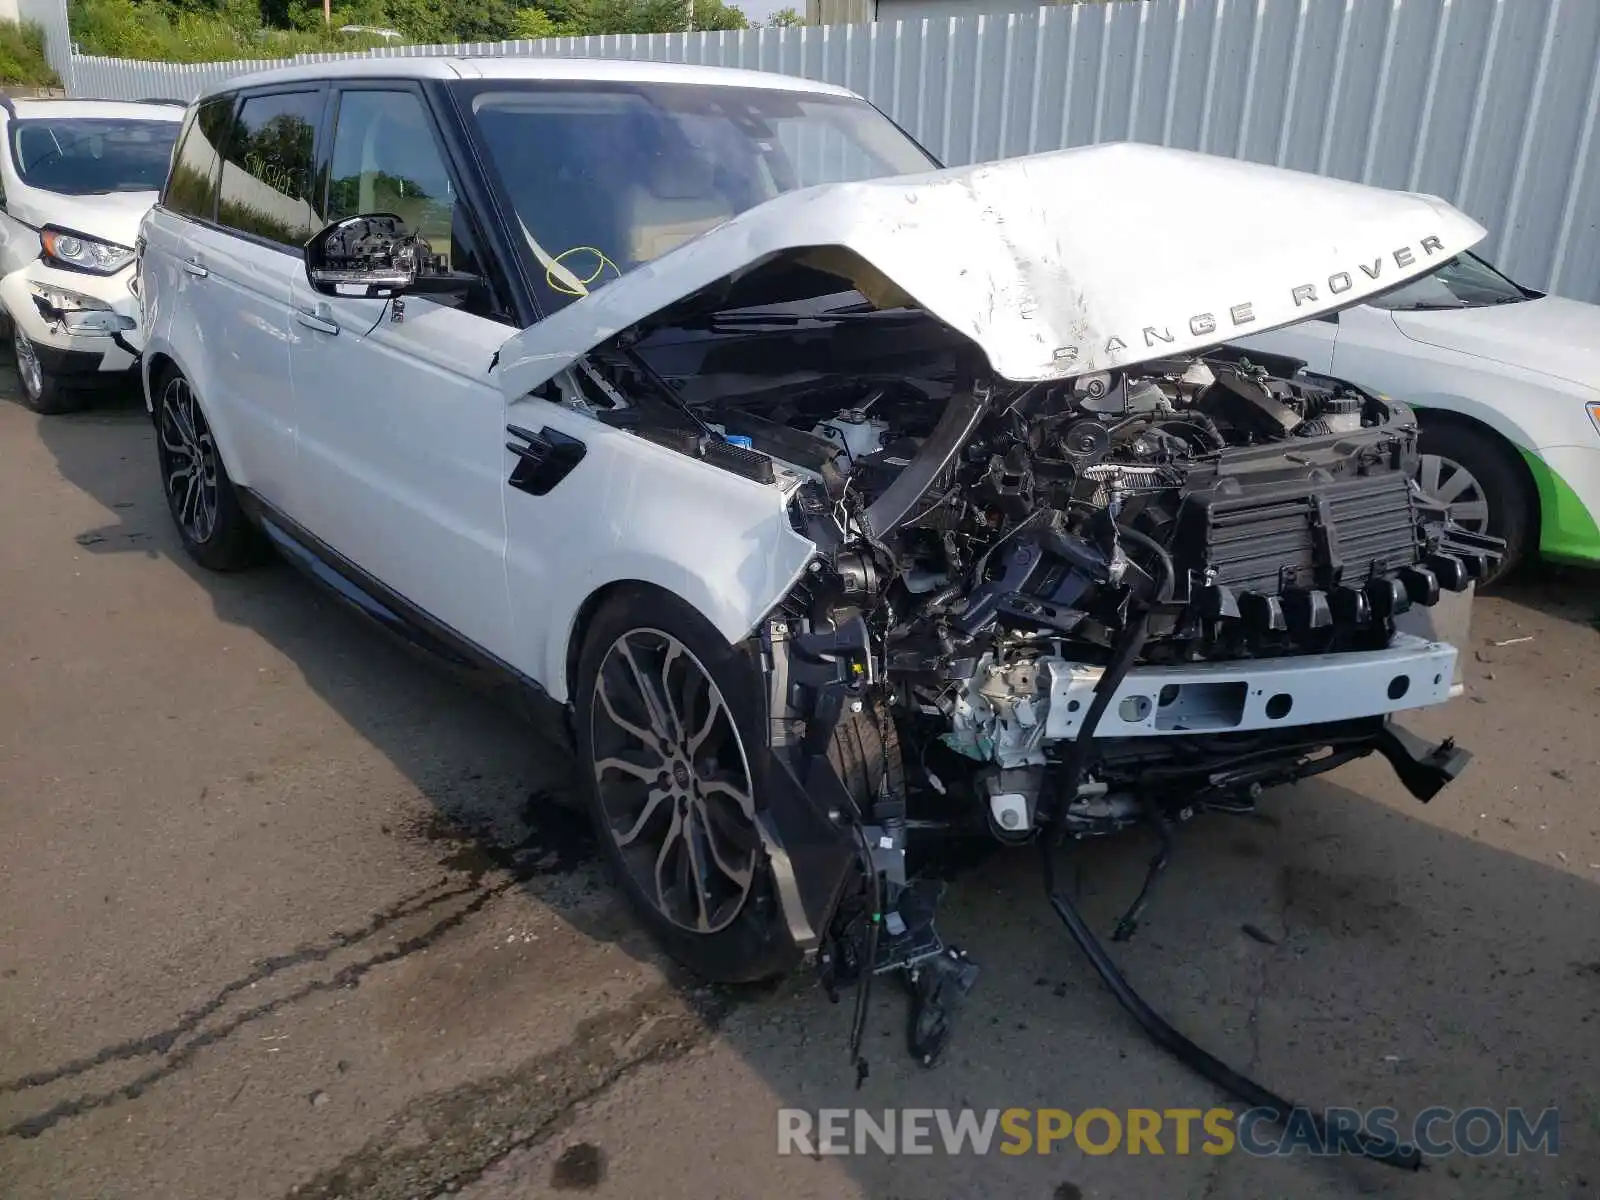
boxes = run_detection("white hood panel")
[497,142,1486,399]
[13,189,157,252]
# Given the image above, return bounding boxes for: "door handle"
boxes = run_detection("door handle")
[295,308,339,335]
[181,257,207,277]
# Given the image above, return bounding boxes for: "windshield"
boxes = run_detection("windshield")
[1367,251,1531,311]
[462,82,938,313]
[10,118,180,195]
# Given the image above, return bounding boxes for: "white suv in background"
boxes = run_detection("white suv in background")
[0,97,183,413]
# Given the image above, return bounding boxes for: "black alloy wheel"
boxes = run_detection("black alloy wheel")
[157,371,221,546]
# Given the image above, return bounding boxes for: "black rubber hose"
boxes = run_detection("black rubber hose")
[1049,609,1150,809]
[1042,850,1420,1169]
[866,388,988,536]
[848,823,882,1087]
[1040,608,1422,1171]
[1114,524,1176,605]
[1159,413,1226,453]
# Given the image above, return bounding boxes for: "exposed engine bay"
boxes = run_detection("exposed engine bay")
[548,265,1501,1158]
[552,259,1503,840]
[558,274,1498,830]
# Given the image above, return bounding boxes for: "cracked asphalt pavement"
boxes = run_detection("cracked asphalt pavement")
[3,382,1599,1200]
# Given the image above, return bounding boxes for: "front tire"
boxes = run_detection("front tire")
[153,366,262,571]
[574,587,799,984]
[13,325,87,415]
[1415,419,1532,584]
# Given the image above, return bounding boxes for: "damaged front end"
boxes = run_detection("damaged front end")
[498,143,1502,1163]
[580,297,1499,844]
[550,269,1498,1086]
[719,328,1494,1161]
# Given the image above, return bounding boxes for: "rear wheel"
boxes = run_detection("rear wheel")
[153,366,263,571]
[1415,419,1531,584]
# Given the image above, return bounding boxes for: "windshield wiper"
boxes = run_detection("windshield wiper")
[707,307,926,328]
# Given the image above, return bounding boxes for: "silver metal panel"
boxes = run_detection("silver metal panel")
[1041,633,1459,741]
[1394,582,1475,688]
[44,0,1600,305]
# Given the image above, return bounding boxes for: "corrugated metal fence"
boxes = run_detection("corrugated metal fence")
[38,0,1600,303]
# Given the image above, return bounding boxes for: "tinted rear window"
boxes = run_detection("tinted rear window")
[163,96,233,221]
[215,90,323,249]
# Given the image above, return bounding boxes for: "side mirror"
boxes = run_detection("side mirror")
[305,213,422,299]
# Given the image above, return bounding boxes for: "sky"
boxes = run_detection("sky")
[741,0,793,23]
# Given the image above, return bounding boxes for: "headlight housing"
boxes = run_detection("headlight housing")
[40,227,136,276]
[1587,400,1600,438]
[29,281,135,335]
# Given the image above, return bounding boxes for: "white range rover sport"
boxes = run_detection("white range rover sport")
[139,57,1501,1115]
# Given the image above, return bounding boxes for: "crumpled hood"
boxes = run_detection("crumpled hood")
[497,142,1485,399]
[1391,294,1600,392]
[12,190,156,251]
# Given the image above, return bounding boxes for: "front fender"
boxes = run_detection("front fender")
[1405,382,1600,563]
[503,411,818,703]
[1367,333,1599,456]
[1408,388,1554,457]
[540,541,813,705]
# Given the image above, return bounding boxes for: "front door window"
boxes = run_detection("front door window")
[326,89,457,273]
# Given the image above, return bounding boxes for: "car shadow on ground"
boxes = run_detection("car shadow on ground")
[1492,562,1600,635]
[21,378,621,925]
[20,381,1600,1200]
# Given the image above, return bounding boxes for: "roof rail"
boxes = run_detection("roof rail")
[5,95,188,106]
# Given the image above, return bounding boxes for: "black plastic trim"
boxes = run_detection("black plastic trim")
[703,437,776,484]
[865,387,988,535]
[31,343,111,376]
[425,78,533,327]
[506,423,587,495]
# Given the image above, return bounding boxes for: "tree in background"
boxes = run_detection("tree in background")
[510,7,570,39]
[70,0,751,60]
[517,0,747,37]
[686,0,748,32]
[0,19,61,86]
[379,0,524,41]
[767,7,802,26]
